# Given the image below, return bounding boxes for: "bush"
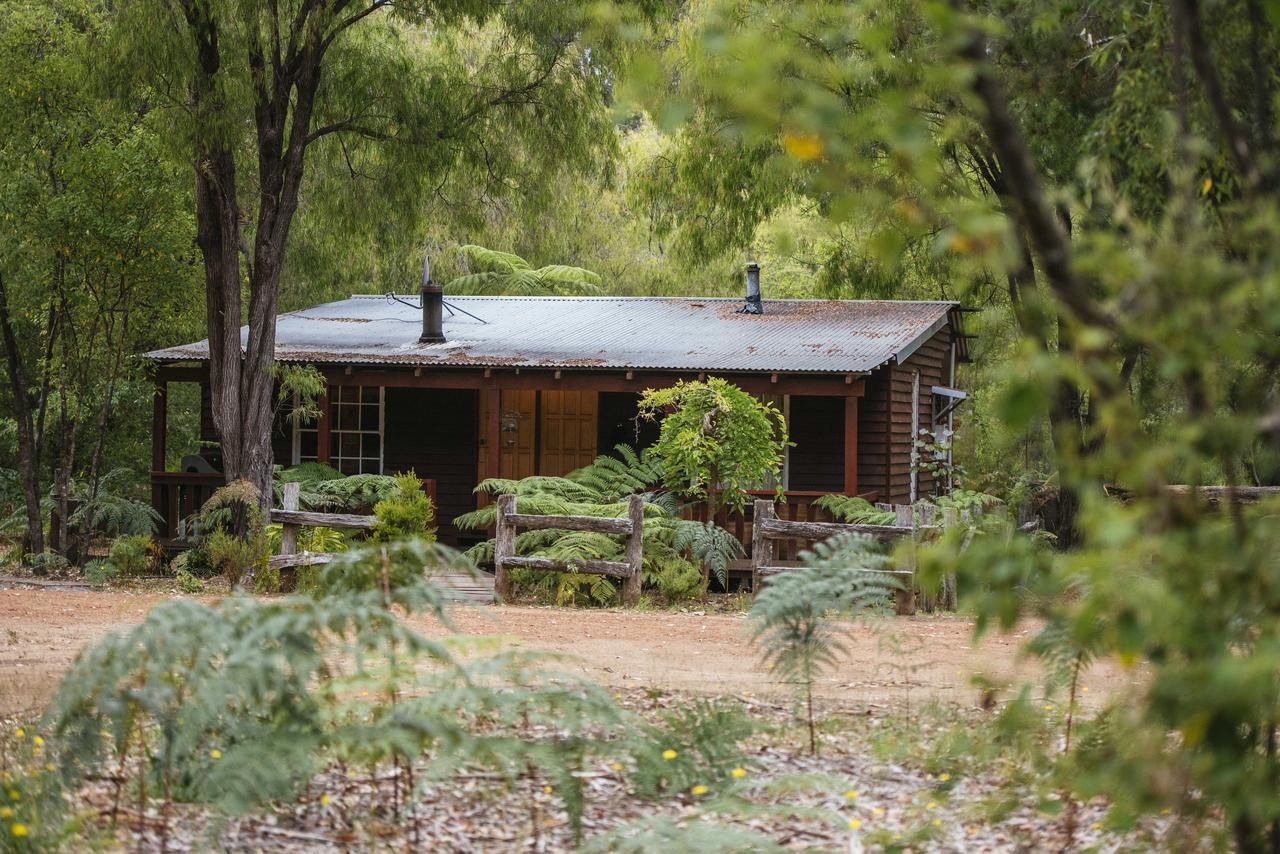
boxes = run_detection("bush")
[253,564,282,595]
[649,557,703,603]
[26,552,70,577]
[104,534,154,578]
[197,481,268,587]
[371,471,435,543]
[175,567,205,594]
[204,529,266,588]
[83,559,114,586]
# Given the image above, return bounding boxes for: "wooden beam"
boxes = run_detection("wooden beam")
[485,388,501,480]
[269,509,375,529]
[843,395,858,496]
[316,386,332,463]
[506,513,633,534]
[318,367,865,397]
[152,379,168,472]
[756,516,931,542]
[502,555,634,578]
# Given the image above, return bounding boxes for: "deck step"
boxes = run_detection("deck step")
[430,570,496,604]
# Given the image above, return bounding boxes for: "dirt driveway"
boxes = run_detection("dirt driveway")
[0,588,1143,718]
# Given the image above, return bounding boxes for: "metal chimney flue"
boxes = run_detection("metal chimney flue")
[740,261,763,315]
[419,254,445,343]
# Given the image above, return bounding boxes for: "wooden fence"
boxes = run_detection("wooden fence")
[751,499,973,615]
[493,493,644,606]
[267,481,374,570]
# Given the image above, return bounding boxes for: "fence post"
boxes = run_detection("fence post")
[494,493,516,602]
[751,499,776,592]
[894,504,916,616]
[280,482,301,559]
[622,494,644,606]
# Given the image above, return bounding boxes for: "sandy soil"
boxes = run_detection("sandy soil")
[0,588,1143,718]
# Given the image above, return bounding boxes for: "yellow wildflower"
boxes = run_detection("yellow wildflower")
[44,764,54,773]
[848,818,862,830]
[662,749,677,760]
[6,791,16,801]
[1090,822,1102,830]
[938,773,951,782]
[0,808,10,818]
[932,818,942,828]
[319,793,331,807]
[844,789,858,800]
[610,762,623,771]
[209,749,222,760]
[31,737,42,747]
[927,801,938,810]
[1202,177,1213,195]
[872,806,885,816]
[10,823,28,837]
[782,131,824,161]
[13,729,23,739]
[731,767,747,779]
[690,784,708,796]
[542,785,553,794]
[1044,704,1054,712]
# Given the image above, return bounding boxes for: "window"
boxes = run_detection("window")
[292,385,384,474]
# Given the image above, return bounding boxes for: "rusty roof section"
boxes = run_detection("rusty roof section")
[145,295,960,374]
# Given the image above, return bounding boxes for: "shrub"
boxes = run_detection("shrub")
[25,552,70,577]
[204,529,266,588]
[649,557,703,603]
[175,567,206,594]
[253,564,282,595]
[103,534,154,578]
[197,481,268,587]
[83,559,114,586]
[371,471,436,543]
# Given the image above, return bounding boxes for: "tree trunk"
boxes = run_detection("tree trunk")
[0,272,45,555]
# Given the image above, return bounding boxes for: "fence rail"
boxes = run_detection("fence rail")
[494,493,644,605]
[751,499,976,615]
[267,482,375,571]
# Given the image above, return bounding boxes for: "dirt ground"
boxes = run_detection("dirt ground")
[0,588,1143,718]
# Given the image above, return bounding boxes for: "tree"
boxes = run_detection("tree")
[446,245,602,295]
[0,0,199,557]
[628,0,1280,847]
[104,0,654,504]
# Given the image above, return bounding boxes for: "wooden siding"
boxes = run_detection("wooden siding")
[885,326,953,503]
[787,395,845,493]
[383,387,478,544]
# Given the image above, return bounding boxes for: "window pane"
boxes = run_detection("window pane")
[361,386,379,404]
[362,458,381,474]
[341,404,362,431]
[341,433,360,457]
[299,431,317,458]
[338,458,359,475]
[359,403,379,431]
[363,434,380,458]
[330,433,341,458]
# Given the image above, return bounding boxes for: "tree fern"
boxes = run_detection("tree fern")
[812,494,895,525]
[447,244,602,295]
[748,533,899,754]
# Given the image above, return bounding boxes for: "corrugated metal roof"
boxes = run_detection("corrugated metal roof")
[145,295,957,374]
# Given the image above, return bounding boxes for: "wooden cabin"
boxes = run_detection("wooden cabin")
[145,278,969,550]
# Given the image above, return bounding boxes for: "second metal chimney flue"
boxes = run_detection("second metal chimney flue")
[419,254,445,343]
[741,261,763,315]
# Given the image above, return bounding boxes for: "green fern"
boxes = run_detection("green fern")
[812,494,895,525]
[749,533,899,754]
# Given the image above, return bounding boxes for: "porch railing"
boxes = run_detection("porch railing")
[151,472,224,546]
[681,490,873,561]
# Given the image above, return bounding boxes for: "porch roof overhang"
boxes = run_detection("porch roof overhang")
[144,295,962,376]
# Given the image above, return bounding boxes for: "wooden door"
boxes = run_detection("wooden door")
[477,390,536,487]
[539,391,597,476]
[500,390,536,480]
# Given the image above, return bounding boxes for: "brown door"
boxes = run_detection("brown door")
[477,390,537,486]
[539,391,598,476]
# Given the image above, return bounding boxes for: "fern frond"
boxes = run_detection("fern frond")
[812,494,895,525]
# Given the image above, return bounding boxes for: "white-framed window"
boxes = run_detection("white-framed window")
[292,385,384,474]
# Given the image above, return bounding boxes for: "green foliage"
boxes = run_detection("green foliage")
[625,699,757,800]
[812,494,894,525]
[311,538,474,615]
[174,567,206,594]
[638,377,788,515]
[0,726,75,853]
[447,245,603,295]
[274,465,402,514]
[274,364,327,427]
[371,471,436,543]
[197,481,269,587]
[68,469,161,539]
[749,534,899,754]
[103,534,154,579]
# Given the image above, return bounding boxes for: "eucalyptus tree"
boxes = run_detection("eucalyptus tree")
[0,0,198,557]
[625,0,1279,539]
[103,0,659,504]
[629,1,1280,847]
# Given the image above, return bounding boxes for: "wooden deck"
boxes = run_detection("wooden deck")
[431,570,495,604]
